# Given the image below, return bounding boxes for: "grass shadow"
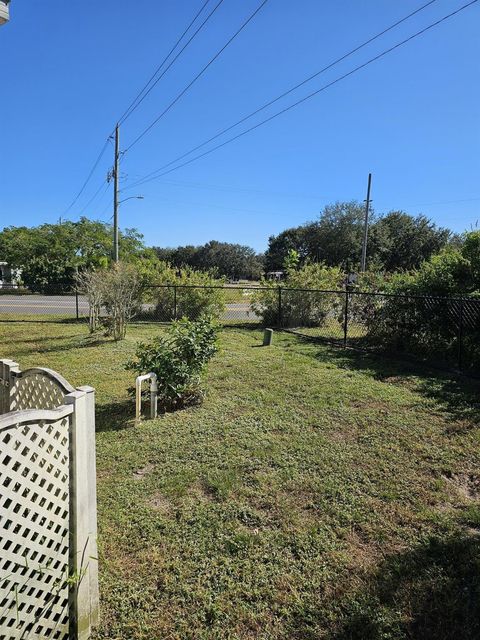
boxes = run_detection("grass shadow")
[325,534,480,640]
[221,322,264,331]
[8,334,113,358]
[286,333,480,426]
[96,399,136,433]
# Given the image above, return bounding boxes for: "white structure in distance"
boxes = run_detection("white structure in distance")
[0,0,10,25]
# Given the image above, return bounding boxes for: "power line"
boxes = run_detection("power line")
[117,0,223,127]
[61,1,221,218]
[403,196,480,207]
[124,0,271,154]
[147,177,325,200]
[127,0,437,182]
[60,139,110,217]
[127,0,479,189]
[76,180,110,217]
[126,0,441,182]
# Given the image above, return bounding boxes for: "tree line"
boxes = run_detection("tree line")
[154,240,264,280]
[0,202,463,291]
[265,201,454,273]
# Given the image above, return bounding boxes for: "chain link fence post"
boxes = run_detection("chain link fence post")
[75,288,80,320]
[278,286,283,328]
[173,285,177,321]
[458,297,464,372]
[343,289,349,348]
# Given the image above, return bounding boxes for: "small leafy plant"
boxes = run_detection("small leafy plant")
[126,316,218,411]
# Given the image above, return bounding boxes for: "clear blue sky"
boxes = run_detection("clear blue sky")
[1,0,479,251]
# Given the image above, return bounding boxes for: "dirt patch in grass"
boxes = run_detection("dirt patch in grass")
[4,322,480,639]
[184,479,216,504]
[147,492,173,516]
[133,462,155,479]
[349,399,391,413]
[443,471,480,501]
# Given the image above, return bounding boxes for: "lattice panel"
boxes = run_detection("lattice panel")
[10,375,66,413]
[0,417,70,640]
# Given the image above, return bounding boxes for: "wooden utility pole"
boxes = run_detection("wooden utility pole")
[360,172,372,272]
[113,124,120,263]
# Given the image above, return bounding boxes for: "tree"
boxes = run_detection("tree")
[460,230,480,285]
[369,212,451,272]
[264,226,310,271]
[265,202,453,273]
[153,240,264,280]
[0,218,147,291]
[265,202,369,272]
[283,249,300,272]
[309,201,370,268]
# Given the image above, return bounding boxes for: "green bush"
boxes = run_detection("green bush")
[149,266,225,321]
[126,317,218,411]
[360,251,480,369]
[251,263,344,327]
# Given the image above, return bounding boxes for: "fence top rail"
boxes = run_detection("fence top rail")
[142,283,480,302]
[5,283,478,304]
[145,284,273,291]
[0,403,74,431]
[11,366,76,394]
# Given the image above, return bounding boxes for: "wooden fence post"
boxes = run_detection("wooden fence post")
[78,385,100,628]
[66,389,92,640]
[0,358,19,413]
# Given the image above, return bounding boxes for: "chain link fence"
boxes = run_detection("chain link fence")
[277,288,480,375]
[1,284,479,374]
[0,285,81,320]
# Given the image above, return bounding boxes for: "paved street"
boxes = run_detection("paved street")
[0,295,257,321]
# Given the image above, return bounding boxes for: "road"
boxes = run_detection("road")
[0,295,257,321]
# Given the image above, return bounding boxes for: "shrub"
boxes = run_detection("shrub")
[361,255,480,368]
[346,270,388,330]
[100,263,143,340]
[74,269,104,333]
[251,263,344,327]
[76,263,143,340]
[126,317,218,411]
[151,266,226,321]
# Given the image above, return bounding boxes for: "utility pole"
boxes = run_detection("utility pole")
[113,123,120,263]
[360,172,372,272]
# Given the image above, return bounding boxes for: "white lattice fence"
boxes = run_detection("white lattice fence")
[0,360,99,640]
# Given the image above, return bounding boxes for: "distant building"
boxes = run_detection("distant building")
[266,271,285,281]
[0,1,10,26]
[0,262,18,288]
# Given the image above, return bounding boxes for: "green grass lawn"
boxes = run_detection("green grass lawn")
[1,320,479,639]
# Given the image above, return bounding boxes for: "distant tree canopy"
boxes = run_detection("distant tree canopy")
[386,230,480,297]
[0,218,147,291]
[0,204,460,292]
[265,202,453,273]
[154,240,264,280]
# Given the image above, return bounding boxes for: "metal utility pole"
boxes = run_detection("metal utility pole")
[113,124,120,263]
[360,172,372,272]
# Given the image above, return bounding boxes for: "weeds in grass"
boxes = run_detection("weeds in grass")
[1,321,479,639]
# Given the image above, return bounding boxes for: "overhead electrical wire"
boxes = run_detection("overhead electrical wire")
[76,180,110,218]
[60,139,110,217]
[124,0,441,183]
[126,0,479,189]
[60,0,222,216]
[123,0,271,153]
[117,0,223,126]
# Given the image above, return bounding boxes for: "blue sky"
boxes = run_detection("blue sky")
[1,0,479,251]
